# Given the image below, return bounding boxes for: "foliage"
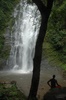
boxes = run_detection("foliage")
[0,36,5,52]
[42,42,66,70]
[45,0,66,64]
[0,0,19,31]
[0,83,26,100]
[0,0,20,62]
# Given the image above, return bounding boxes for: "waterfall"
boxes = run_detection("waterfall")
[7,0,41,73]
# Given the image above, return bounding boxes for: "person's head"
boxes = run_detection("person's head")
[53,75,55,79]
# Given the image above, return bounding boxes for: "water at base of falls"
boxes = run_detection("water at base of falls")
[7,0,41,73]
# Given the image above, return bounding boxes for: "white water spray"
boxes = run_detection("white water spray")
[7,0,41,73]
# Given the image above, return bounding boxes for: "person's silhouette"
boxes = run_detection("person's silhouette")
[47,75,59,89]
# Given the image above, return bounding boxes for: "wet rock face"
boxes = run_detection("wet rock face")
[43,87,66,100]
[63,71,66,79]
[0,59,6,70]
[0,28,11,70]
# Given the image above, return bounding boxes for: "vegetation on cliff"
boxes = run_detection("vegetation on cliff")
[0,0,20,69]
[44,0,66,69]
[0,0,20,32]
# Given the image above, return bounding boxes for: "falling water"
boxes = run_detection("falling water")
[7,0,41,73]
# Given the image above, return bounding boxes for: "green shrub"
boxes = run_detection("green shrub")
[45,0,66,64]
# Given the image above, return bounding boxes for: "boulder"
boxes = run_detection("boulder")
[43,87,66,100]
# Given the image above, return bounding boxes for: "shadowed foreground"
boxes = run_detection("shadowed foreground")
[0,81,26,100]
[43,87,66,100]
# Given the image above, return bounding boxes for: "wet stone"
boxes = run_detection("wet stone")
[43,87,66,100]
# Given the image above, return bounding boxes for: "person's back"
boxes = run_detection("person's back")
[47,75,59,89]
[50,78,57,88]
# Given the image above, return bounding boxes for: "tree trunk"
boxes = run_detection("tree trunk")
[28,0,54,100]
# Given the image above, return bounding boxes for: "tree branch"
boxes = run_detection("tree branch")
[47,0,54,16]
[32,0,47,14]
[28,0,54,99]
